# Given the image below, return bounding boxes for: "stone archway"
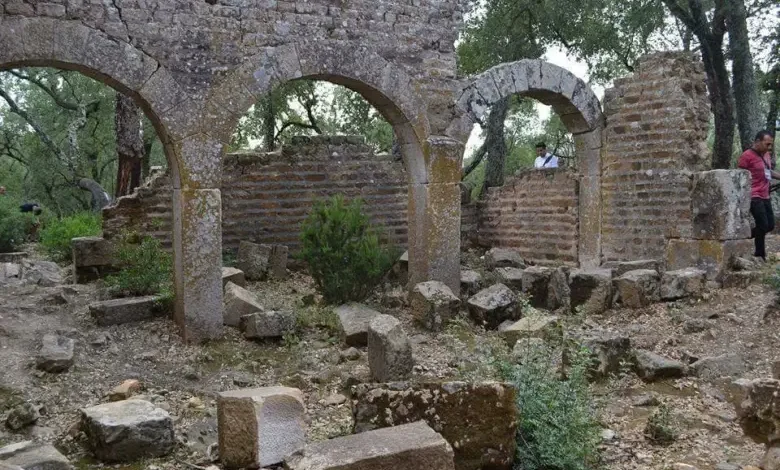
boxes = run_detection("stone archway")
[207,42,464,292]
[0,17,224,342]
[455,59,605,268]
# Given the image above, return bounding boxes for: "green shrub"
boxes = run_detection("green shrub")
[644,402,678,445]
[40,212,102,261]
[0,197,36,253]
[298,195,397,304]
[104,235,173,309]
[499,341,602,470]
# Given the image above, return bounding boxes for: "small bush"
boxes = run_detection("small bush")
[40,212,102,262]
[644,403,678,445]
[0,197,36,253]
[104,235,173,308]
[499,341,602,470]
[298,195,397,304]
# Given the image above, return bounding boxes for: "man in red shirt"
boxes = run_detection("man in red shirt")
[738,130,777,261]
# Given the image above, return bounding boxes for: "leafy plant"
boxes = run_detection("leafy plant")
[499,341,602,470]
[298,195,397,304]
[39,212,102,262]
[104,234,173,309]
[0,196,36,253]
[644,402,678,445]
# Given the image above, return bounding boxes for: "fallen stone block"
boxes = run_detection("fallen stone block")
[0,263,20,281]
[500,315,561,347]
[22,260,62,287]
[0,252,27,263]
[5,402,40,431]
[268,244,289,279]
[335,303,381,347]
[602,260,659,277]
[467,284,519,329]
[460,270,482,298]
[410,281,460,331]
[569,268,612,314]
[241,310,295,339]
[634,350,686,382]
[547,267,571,311]
[613,269,660,308]
[666,238,752,280]
[36,334,74,373]
[392,251,409,286]
[660,268,706,300]
[352,382,516,470]
[108,379,142,402]
[731,378,780,446]
[236,241,272,281]
[72,237,115,283]
[88,296,162,326]
[368,314,413,382]
[522,266,553,309]
[224,282,264,327]
[222,267,246,288]
[218,387,305,469]
[485,248,525,269]
[285,421,455,470]
[689,170,751,240]
[719,271,762,289]
[0,441,72,470]
[494,267,523,291]
[80,399,174,462]
[692,353,746,381]
[570,330,632,379]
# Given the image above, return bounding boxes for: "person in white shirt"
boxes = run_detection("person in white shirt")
[533,142,558,169]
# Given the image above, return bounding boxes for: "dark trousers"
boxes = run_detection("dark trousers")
[750,198,775,259]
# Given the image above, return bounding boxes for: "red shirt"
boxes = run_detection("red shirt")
[738,149,773,199]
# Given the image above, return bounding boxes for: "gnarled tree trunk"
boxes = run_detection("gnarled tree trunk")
[115,93,144,197]
[78,178,111,212]
[483,96,510,193]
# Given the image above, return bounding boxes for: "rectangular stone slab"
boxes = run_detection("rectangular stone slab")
[285,421,455,470]
[88,296,163,326]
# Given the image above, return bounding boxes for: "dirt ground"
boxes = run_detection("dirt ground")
[3,238,780,470]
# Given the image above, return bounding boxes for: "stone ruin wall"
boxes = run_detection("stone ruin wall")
[102,136,409,252]
[475,169,580,266]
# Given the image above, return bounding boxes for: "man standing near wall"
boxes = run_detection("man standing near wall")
[738,130,777,261]
[533,143,558,169]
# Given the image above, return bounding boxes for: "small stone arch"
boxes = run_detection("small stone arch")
[0,17,224,341]
[456,59,605,268]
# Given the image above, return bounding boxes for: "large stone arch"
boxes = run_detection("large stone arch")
[205,42,463,291]
[0,17,224,342]
[456,59,605,268]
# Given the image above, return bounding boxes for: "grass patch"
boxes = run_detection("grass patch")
[40,212,101,262]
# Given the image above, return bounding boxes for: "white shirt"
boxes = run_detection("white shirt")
[534,152,558,169]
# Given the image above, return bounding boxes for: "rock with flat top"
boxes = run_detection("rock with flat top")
[335,303,381,347]
[222,267,246,287]
[494,267,523,291]
[460,270,482,298]
[72,237,115,283]
[660,268,706,300]
[80,399,174,462]
[223,282,264,327]
[485,248,525,269]
[108,379,142,402]
[634,350,686,381]
[218,387,305,469]
[522,266,554,309]
[410,281,460,331]
[500,315,561,347]
[22,260,62,287]
[691,353,746,380]
[89,296,162,326]
[570,330,632,379]
[285,421,454,470]
[36,334,74,373]
[368,315,413,382]
[0,441,72,470]
[5,403,40,431]
[603,259,659,277]
[241,311,295,339]
[613,269,660,308]
[236,241,272,281]
[467,284,519,329]
[569,268,612,314]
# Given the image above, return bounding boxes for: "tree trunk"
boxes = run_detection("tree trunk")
[78,178,112,212]
[726,0,764,151]
[702,37,736,169]
[263,93,275,151]
[114,93,144,197]
[483,96,510,192]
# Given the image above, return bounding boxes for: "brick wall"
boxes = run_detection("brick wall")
[600,52,710,262]
[103,136,408,252]
[477,169,580,266]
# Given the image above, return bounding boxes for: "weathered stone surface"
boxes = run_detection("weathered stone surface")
[285,421,455,470]
[500,315,561,347]
[485,248,525,269]
[466,284,520,329]
[660,268,706,300]
[22,260,61,287]
[72,236,115,283]
[522,266,553,308]
[268,244,289,279]
[224,282,264,327]
[89,296,162,326]
[692,353,746,380]
[410,281,460,331]
[108,379,142,402]
[731,378,780,446]
[80,399,174,462]
[335,303,381,347]
[719,271,763,289]
[547,267,571,311]
[368,314,413,382]
[0,252,27,263]
[666,239,753,280]
[352,382,516,470]
[218,387,305,469]
[613,269,660,308]
[494,267,523,291]
[0,263,20,282]
[393,251,410,286]
[690,170,751,240]
[222,267,246,288]
[460,270,482,298]
[634,350,686,382]
[236,241,272,281]
[5,402,40,431]
[603,260,660,277]
[571,330,632,378]
[569,268,612,314]
[0,441,71,470]
[241,311,295,339]
[36,334,74,373]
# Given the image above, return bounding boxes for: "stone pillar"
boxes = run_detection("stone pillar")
[574,126,604,269]
[407,137,463,293]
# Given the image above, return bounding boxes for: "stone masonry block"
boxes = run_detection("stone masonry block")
[569,268,612,315]
[613,269,660,308]
[72,237,115,283]
[0,440,71,470]
[660,268,706,300]
[690,170,751,240]
[666,238,753,280]
[467,284,520,329]
[335,303,381,347]
[368,315,414,382]
[89,296,163,326]
[410,281,460,331]
[218,387,305,469]
[522,266,553,309]
[224,282,264,327]
[222,267,246,287]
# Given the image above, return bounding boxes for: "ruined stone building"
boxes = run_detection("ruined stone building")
[1,1,750,342]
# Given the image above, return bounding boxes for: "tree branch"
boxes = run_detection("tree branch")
[462,141,488,179]
[7,70,100,114]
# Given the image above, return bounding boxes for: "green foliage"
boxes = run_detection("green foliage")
[644,402,678,445]
[39,212,102,262]
[499,341,602,470]
[104,235,173,307]
[0,196,36,253]
[298,195,397,304]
